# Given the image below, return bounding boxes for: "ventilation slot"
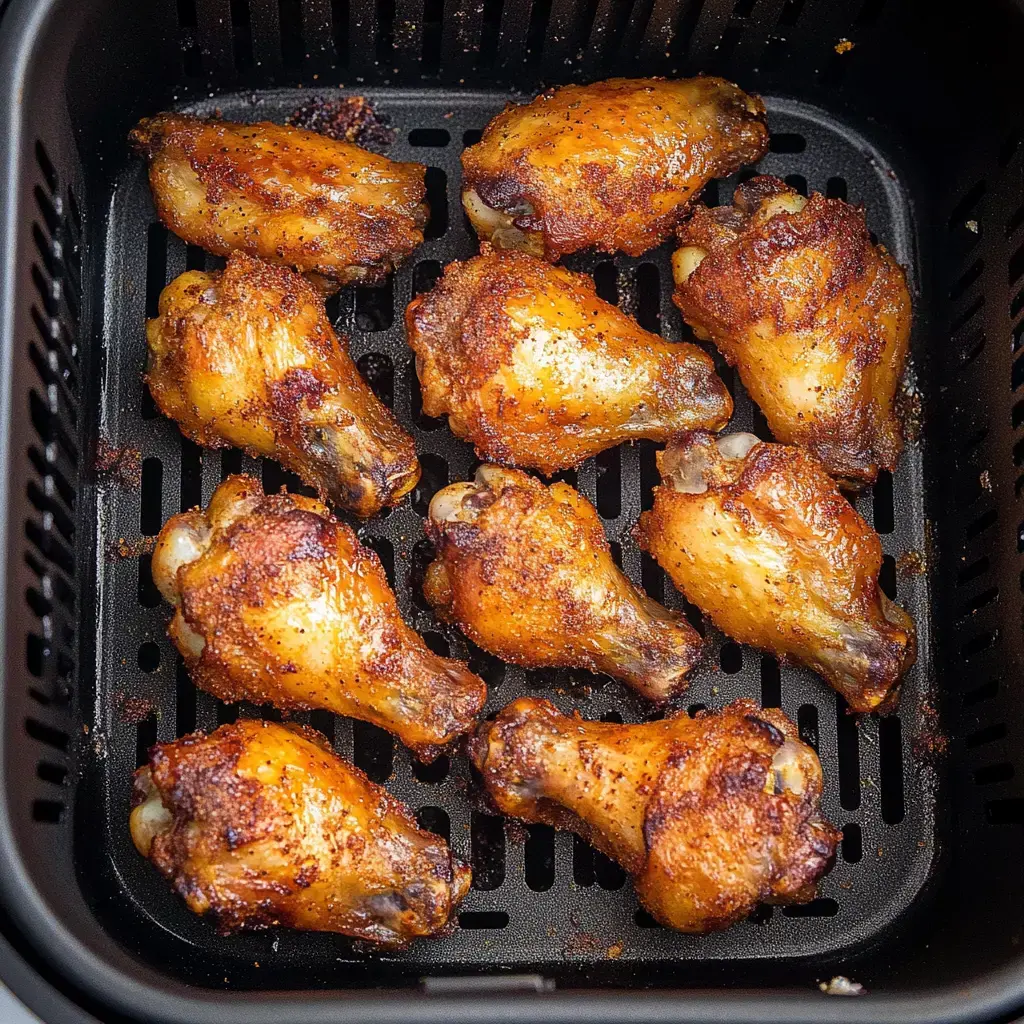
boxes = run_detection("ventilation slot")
[524,823,555,891]
[760,656,781,708]
[355,281,394,332]
[836,697,860,811]
[412,452,449,516]
[352,720,393,782]
[471,812,505,890]
[412,754,449,784]
[176,657,196,737]
[357,352,395,409]
[458,911,509,929]
[841,822,862,863]
[424,168,448,239]
[416,805,450,840]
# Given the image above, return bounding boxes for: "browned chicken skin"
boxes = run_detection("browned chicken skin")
[151,475,486,761]
[424,465,702,701]
[672,175,911,486]
[405,249,732,474]
[147,252,419,518]
[470,697,837,932]
[461,77,768,260]
[636,432,917,712]
[131,719,470,945]
[130,113,427,287]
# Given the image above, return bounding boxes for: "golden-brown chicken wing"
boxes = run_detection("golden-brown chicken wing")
[672,175,911,486]
[151,475,486,761]
[147,252,419,518]
[131,719,470,945]
[636,431,916,712]
[130,112,427,286]
[470,697,837,932]
[424,465,701,701]
[405,249,732,474]
[461,77,768,260]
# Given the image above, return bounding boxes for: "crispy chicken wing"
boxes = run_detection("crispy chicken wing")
[131,719,470,945]
[470,697,837,932]
[636,432,917,712]
[147,252,419,518]
[424,465,701,701]
[130,112,427,287]
[461,77,768,260]
[672,175,911,486]
[151,475,486,760]
[405,249,732,474]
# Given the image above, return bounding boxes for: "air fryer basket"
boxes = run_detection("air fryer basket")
[0,0,1023,1021]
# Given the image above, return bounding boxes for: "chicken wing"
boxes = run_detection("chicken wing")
[636,431,916,712]
[672,175,911,486]
[405,249,732,474]
[131,719,470,945]
[470,696,837,932]
[147,252,419,518]
[151,475,487,761]
[461,77,768,260]
[130,112,427,287]
[424,465,701,701]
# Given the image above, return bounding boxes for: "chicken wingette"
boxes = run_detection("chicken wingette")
[130,112,427,287]
[424,465,702,701]
[470,697,837,933]
[636,431,917,712]
[405,249,732,474]
[461,76,768,260]
[672,175,911,486]
[131,719,470,945]
[147,252,419,518]
[151,475,487,761]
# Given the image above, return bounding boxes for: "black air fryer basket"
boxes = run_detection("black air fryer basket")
[0,0,1021,1021]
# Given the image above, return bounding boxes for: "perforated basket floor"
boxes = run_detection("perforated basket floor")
[94,88,936,977]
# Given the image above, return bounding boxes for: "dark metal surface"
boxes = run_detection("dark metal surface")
[93,88,936,974]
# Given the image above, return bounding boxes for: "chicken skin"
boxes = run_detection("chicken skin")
[424,465,702,701]
[470,697,837,932]
[461,76,768,260]
[131,719,470,945]
[405,249,732,474]
[130,112,427,287]
[672,175,911,486]
[636,432,917,712]
[147,252,419,518]
[151,475,486,761]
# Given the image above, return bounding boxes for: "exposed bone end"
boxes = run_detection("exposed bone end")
[206,474,265,531]
[428,482,485,525]
[429,465,521,524]
[462,189,543,256]
[766,739,814,798]
[715,432,761,462]
[129,768,173,859]
[170,609,207,661]
[661,433,761,494]
[672,246,708,287]
[151,513,211,606]
[760,192,809,221]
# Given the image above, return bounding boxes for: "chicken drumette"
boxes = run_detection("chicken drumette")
[131,719,470,945]
[470,697,837,933]
[461,76,768,260]
[151,475,486,761]
[405,249,732,474]
[147,252,419,518]
[424,465,702,701]
[636,432,917,712]
[672,175,911,486]
[130,112,427,287]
